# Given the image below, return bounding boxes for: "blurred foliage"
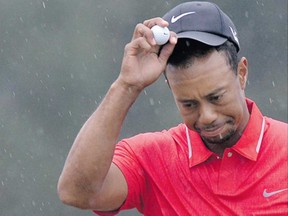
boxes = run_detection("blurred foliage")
[0,0,287,215]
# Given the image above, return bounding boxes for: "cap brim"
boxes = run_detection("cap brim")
[177,31,227,46]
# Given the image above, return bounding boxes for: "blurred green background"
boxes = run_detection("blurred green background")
[0,0,287,215]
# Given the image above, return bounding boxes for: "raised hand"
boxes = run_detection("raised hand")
[117,17,177,91]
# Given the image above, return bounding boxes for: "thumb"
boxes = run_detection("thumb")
[158,35,177,65]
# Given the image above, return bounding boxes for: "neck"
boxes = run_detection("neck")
[203,132,242,157]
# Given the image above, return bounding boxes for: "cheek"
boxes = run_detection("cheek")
[180,112,198,130]
[219,86,245,115]
[219,99,245,124]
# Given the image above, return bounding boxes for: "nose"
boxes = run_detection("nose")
[197,104,217,127]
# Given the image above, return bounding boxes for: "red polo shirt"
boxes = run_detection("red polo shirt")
[94,99,288,215]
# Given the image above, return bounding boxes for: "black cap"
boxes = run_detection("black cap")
[163,1,240,52]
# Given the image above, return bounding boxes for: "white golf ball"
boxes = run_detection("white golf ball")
[151,25,170,45]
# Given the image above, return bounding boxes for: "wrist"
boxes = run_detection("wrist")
[107,79,142,106]
[112,78,143,96]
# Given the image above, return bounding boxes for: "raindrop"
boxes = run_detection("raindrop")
[245,11,249,18]
[42,2,46,9]
[149,98,155,106]
[272,81,275,87]
[269,98,273,104]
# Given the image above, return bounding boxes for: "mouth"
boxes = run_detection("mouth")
[200,124,226,139]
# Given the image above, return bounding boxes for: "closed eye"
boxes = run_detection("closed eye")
[208,93,224,103]
[181,100,198,109]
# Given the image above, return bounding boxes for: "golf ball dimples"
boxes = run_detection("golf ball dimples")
[151,25,170,45]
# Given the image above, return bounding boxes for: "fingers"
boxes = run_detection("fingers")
[132,23,156,46]
[132,17,170,47]
[158,31,177,64]
[143,17,169,28]
[124,37,156,56]
[129,17,178,61]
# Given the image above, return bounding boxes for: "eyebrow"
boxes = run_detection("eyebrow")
[176,87,226,103]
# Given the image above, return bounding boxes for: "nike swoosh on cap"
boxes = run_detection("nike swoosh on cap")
[229,26,239,45]
[171,12,196,23]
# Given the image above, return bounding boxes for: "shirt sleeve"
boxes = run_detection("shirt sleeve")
[93,139,145,215]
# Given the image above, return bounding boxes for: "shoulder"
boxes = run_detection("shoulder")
[123,123,186,146]
[115,124,187,158]
[261,117,287,154]
[264,117,287,139]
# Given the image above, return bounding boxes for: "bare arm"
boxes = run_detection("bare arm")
[57,18,177,211]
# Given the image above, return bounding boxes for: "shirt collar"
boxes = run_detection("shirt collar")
[186,98,265,167]
[232,99,265,161]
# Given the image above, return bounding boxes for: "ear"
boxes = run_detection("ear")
[237,57,248,90]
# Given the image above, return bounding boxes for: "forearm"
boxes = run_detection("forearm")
[57,79,141,204]
[58,17,176,208]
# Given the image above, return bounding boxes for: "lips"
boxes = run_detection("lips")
[200,124,225,138]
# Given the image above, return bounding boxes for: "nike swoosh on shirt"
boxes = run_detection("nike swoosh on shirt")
[263,188,288,198]
[171,12,196,23]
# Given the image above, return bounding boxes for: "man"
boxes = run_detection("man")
[58,1,288,215]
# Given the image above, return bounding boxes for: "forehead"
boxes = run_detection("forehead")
[166,51,233,85]
[165,51,236,98]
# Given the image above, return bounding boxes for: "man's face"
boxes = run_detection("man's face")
[166,51,250,151]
